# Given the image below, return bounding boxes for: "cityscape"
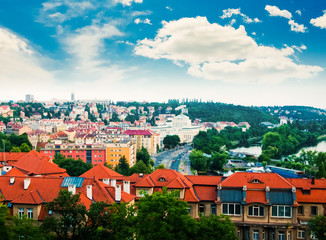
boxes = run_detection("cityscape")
[1,0,326,240]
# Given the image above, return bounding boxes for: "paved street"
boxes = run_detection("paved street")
[153,145,193,175]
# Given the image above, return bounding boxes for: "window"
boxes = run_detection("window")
[211,204,217,215]
[271,206,291,218]
[199,204,205,215]
[187,206,191,214]
[248,206,264,217]
[253,230,259,240]
[298,230,305,239]
[302,190,310,195]
[158,177,166,182]
[18,208,24,219]
[311,206,318,216]
[222,203,241,215]
[288,231,292,240]
[94,155,97,157]
[27,208,33,219]
[298,206,304,215]
[278,231,285,240]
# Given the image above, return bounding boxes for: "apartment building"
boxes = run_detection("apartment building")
[123,129,159,155]
[105,139,136,167]
[41,142,106,165]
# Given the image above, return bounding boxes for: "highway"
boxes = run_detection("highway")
[153,145,193,175]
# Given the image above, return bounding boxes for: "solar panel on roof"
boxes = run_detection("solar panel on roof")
[61,177,85,188]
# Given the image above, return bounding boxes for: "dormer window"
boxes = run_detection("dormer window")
[158,177,166,182]
[251,179,262,184]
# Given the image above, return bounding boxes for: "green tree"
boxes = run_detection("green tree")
[189,150,208,171]
[136,147,151,166]
[12,215,46,240]
[41,189,87,240]
[0,199,11,239]
[209,152,228,171]
[20,142,31,152]
[316,152,326,178]
[258,153,271,163]
[163,135,181,149]
[308,215,326,240]
[196,215,237,240]
[116,156,130,176]
[11,146,21,152]
[54,154,92,176]
[129,160,152,175]
[155,164,166,170]
[135,187,195,240]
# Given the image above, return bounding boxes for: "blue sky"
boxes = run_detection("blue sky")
[0,0,326,108]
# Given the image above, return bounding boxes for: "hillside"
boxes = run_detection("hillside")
[257,106,326,121]
[185,102,278,125]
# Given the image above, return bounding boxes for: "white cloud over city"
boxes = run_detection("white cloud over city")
[135,17,322,83]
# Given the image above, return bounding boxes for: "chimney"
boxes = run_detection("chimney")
[103,178,110,185]
[312,177,315,185]
[10,177,15,185]
[68,184,76,195]
[139,173,143,178]
[123,181,130,194]
[111,179,116,187]
[115,184,121,202]
[24,178,31,190]
[86,185,92,200]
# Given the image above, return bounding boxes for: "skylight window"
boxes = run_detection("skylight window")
[158,177,166,182]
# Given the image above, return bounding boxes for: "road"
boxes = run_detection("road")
[153,145,193,175]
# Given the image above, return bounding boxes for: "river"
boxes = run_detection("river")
[230,140,326,157]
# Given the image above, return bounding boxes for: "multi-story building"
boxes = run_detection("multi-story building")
[41,142,106,165]
[123,129,159,155]
[25,94,34,102]
[133,169,326,240]
[0,105,13,117]
[0,121,6,133]
[105,139,136,167]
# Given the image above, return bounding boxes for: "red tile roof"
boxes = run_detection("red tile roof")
[296,189,326,203]
[80,164,122,179]
[287,178,326,190]
[135,169,192,188]
[193,186,217,201]
[184,188,199,202]
[123,129,154,136]
[221,172,294,189]
[186,175,222,185]
[11,190,44,204]
[4,168,26,177]
[246,190,267,204]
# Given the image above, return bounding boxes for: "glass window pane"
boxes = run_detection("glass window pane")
[285,206,291,217]
[279,206,285,216]
[254,207,258,216]
[223,204,228,214]
[236,204,241,215]
[260,207,264,216]
[249,206,253,215]
[230,204,234,214]
[272,206,277,216]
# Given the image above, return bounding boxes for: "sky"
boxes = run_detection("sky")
[0,0,326,108]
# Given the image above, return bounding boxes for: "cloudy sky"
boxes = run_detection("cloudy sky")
[0,0,326,108]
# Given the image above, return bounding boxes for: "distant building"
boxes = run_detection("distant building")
[105,139,136,167]
[0,105,13,118]
[280,116,288,125]
[123,129,159,155]
[71,92,75,102]
[25,94,34,102]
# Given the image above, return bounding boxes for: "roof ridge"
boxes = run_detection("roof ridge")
[36,189,45,203]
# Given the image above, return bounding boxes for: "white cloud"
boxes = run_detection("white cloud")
[220,8,261,24]
[265,5,292,19]
[265,5,307,33]
[115,0,143,7]
[166,6,173,11]
[252,32,256,35]
[0,27,57,98]
[37,0,95,25]
[310,10,326,29]
[135,17,322,83]
[296,10,302,16]
[288,20,307,33]
[134,18,152,25]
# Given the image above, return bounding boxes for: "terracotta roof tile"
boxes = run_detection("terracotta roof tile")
[11,190,44,204]
[4,168,26,177]
[184,188,199,202]
[186,175,222,185]
[80,164,122,179]
[193,186,217,201]
[246,190,267,204]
